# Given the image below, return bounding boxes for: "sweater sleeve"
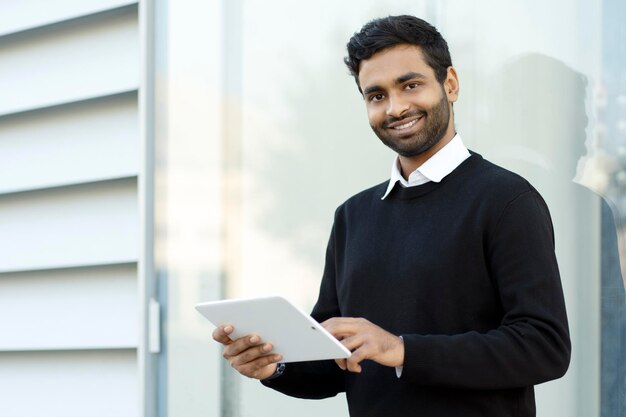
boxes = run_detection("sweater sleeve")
[400,189,571,389]
[261,224,346,398]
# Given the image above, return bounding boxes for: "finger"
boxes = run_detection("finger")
[212,324,234,345]
[349,362,362,373]
[223,334,262,358]
[322,317,369,338]
[321,317,358,328]
[322,317,368,326]
[229,343,275,367]
[346,347,369,373]
[235,354,283,379]
[340,334,364,352]
[335,358,347,370]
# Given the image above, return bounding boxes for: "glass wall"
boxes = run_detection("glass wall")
[158,1,625,416]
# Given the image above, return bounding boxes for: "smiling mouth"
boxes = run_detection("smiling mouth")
[390,115,423,131]
[394,119,417,130]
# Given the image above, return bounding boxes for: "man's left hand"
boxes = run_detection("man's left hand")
[322,317,404,373]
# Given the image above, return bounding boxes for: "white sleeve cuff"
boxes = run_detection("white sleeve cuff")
[395,335,404,378]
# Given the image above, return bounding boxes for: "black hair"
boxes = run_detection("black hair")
[344,15,453,88]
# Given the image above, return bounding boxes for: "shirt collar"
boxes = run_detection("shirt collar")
[381,134,471,200]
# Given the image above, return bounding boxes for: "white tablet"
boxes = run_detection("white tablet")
[195,296,351,363]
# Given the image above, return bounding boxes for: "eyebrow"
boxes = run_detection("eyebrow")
[397,71,427,83]
[362,72,427,96]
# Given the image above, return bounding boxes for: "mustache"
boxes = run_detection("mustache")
[382,110,425,128]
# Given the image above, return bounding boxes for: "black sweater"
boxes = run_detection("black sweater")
[263,153,571,417]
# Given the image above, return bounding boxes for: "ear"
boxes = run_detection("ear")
[444,66,459,103]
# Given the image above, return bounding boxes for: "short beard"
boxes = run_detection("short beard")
[372,89,451,157]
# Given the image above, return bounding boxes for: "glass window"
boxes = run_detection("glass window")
[158,1,624,416]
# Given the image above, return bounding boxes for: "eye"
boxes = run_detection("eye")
[369,93,385,102]
[405,82,420,90]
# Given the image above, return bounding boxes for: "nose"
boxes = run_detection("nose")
[386,93,410,118]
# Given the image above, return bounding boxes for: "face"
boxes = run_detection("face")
[358,44,458,159]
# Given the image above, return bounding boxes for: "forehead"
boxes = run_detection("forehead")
[358,44,435,89]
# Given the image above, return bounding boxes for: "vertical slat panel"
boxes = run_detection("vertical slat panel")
[0,179,138,272]
[0,2,142,417]
[0,8,138,116]
[0,265,137,350]
[0,350,137,417]
[0,0,137,36]
[0,93,138,194]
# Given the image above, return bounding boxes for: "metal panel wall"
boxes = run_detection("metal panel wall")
[0,0,137,36]
[0,179,138,272]
[0,2,142,417]
[0,7,139,115]
[0,93,138,194]
[0,350,137,417]
[0,265,137,350]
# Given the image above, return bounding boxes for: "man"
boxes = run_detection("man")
[213,15,570,416]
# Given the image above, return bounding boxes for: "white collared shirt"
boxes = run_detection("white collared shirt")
[381,134,471,200]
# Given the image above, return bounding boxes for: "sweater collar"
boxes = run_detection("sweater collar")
[381,134,471,200]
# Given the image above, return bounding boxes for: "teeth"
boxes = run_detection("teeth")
[394,118,419,130]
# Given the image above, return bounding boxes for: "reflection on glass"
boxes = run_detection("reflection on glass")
[162,1,625,416]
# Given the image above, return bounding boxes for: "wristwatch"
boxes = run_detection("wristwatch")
[263,363,285,381]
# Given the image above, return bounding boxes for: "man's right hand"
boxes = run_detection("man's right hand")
[212,324,283,380]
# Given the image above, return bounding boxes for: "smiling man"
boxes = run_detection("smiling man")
[212,15,571,417]
[360,45,457,171]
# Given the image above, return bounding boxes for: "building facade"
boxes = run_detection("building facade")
[0,1,623,417]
